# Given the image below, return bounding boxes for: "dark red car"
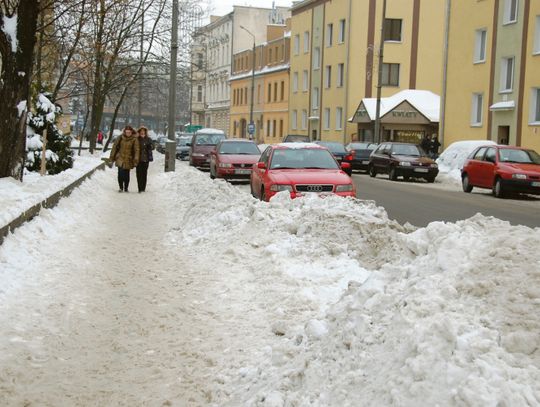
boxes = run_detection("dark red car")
[250,143,355,202]
[461,145,540,198]
[209,139,261,180]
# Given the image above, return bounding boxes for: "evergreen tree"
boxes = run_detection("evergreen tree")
[26,92,74,175]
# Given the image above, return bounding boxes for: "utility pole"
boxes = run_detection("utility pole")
[138,3,144,127]
[240,25,256,141]
[374,0,386,144]
[165,0,178,172]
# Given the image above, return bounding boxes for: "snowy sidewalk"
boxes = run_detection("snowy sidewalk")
[1,156,539,406]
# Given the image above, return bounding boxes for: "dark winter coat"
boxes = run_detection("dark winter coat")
[109,133,140,169]
[138,136,154,163]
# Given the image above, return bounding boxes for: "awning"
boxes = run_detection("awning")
[490,101,515,111]
[308,116,319,120]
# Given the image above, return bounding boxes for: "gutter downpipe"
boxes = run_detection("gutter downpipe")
[343,0,353,144]
[439,0,451,149]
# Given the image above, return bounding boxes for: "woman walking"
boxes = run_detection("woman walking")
[109,125,140,192]
[136,126,154,192]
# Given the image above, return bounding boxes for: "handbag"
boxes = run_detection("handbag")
[147,143,154,162]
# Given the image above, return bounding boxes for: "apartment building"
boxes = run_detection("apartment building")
[191,5,290,134]
[289,0,445,143]
[442,0,540,151]
[229,23,290,143]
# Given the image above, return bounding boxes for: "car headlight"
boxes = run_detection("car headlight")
[335,184,353,192]
[512,173,527,179]
[192,153,205,157]
[270,184,293,192]
[430,163,438,168]
[218,163,232,168]
[399,161,411,166]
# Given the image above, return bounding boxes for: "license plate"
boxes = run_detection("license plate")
[235,169,251,175]
[362,160,370,164]
[414,168,429,173]
[532,182,540,187]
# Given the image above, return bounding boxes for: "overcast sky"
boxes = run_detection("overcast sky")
[208,0,293,17]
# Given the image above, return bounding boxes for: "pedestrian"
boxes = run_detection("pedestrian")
[430,135,441,158]
[420,134,431,154]
[109,125,140,192]
[97,131,104,145]
[136,126,154,193]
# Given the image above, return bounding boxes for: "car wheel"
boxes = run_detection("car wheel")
[403,176,410,182]
[493,177,505,198]
[462,174,473,193]
[369,165,377,178]
[389,167,397,181]
[426,176,435,183]
[250,181,257,198]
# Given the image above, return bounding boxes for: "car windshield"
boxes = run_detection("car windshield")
[219,141,260,155]
[499,148,540,164]
[392,144,422,156]
[270,148,339,170]
[284,135,310,142]
[176,137,190,146]
[195,134,225,145]
[316,142,347,154]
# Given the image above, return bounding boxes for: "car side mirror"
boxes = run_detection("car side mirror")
[257,162,266,169]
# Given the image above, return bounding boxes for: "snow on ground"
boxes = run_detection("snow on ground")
[0,154,539,406]
[437,140,498,183]
[0,152,103,228]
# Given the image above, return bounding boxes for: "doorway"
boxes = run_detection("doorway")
[311,129,318,141]
[497,126,509,145]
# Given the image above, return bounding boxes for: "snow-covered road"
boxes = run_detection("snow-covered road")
[1,157,539,406]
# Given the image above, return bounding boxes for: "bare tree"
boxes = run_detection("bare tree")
[0,0,40,179]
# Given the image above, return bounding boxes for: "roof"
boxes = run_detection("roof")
[354,90,440,122]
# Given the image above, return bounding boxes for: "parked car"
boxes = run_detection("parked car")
[346,142,379,172]
[461,145,540,198]
[209,139,261,180]
[188,128,226,168]
[368,142,438,182]
[283,134,311,143]
[175,135,191,160]
[250,143,355,202]
[314,141,353,175]
[156,136,167,153]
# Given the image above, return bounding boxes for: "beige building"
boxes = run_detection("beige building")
[229,23,290,144]
[289,0,446,144]
[442,0,540,151]
[191,5,290,134]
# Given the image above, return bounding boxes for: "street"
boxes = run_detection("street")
[351,173,540,228]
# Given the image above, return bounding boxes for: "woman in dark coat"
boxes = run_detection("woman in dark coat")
[136,126,154,192]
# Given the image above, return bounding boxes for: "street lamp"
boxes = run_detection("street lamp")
[240,25,256,141]
[374,0,387,144]
[165,0,179,172]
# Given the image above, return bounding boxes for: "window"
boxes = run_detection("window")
[473,147,487,160]
[269,48,273,63]
[326,23,333,47]
[500,57,514,92]
[324,108,331,129]
[274,82,278,102]
[197,85,203,102]
[303,70,309,91]
[384,19,402,42]
[293,72,299,93]
[534,16,540,54]
[485,148,496,163]
[336,107,343,130]
[314,47,321,70]
[273,120,277,137]
[257,84,261,103]
[304,31,310,53]
[531,87,540,123]
[382,63,400,86]
[279,120,284,137]
[292,110,298,130]
[275,46,279,61]
[244,87,248,105]
[268,83,272,102]
[197,53,204,68]
[474,29,487,63]
[294,34,300,55]
[267,120,271,137]
[471,93,483,126]
[312,87,319,109]
[302,109,308,130]
[503,0,518,24]
[281,81,285,101]
[325,65,332,88]
[337,63,344,87]
[338,19,346,43]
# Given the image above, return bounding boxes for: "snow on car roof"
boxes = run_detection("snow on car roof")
[195,128,225,135]
[275,142,324,149]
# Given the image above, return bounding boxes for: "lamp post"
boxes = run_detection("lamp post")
[165,0,178,172]
[374,0,387,144]
[240,25,256,141]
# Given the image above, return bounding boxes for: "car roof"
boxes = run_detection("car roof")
[220,138,255,143]
[271,142,326,150]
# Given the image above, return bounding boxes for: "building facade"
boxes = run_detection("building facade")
[289,0,445,143]
[229,23,290,144]
[443,0,540,151]
[191,5,290,135]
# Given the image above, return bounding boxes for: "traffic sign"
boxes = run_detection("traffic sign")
[248,122,255,135]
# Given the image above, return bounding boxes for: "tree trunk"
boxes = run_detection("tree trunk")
[0,0,40,179]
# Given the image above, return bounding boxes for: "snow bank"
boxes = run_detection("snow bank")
[437,140,497,182]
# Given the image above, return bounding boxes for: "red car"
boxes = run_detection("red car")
[461,145,540,198]
[250,143,355,202]
[209,139,261,180]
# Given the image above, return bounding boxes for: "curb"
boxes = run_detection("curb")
[0,162,106,245]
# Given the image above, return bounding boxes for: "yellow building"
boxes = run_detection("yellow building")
[289,0,445,144]
[229,24,290,144]
[443,0,540,151]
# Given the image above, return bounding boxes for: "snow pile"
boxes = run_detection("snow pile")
[437,140,497,182]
